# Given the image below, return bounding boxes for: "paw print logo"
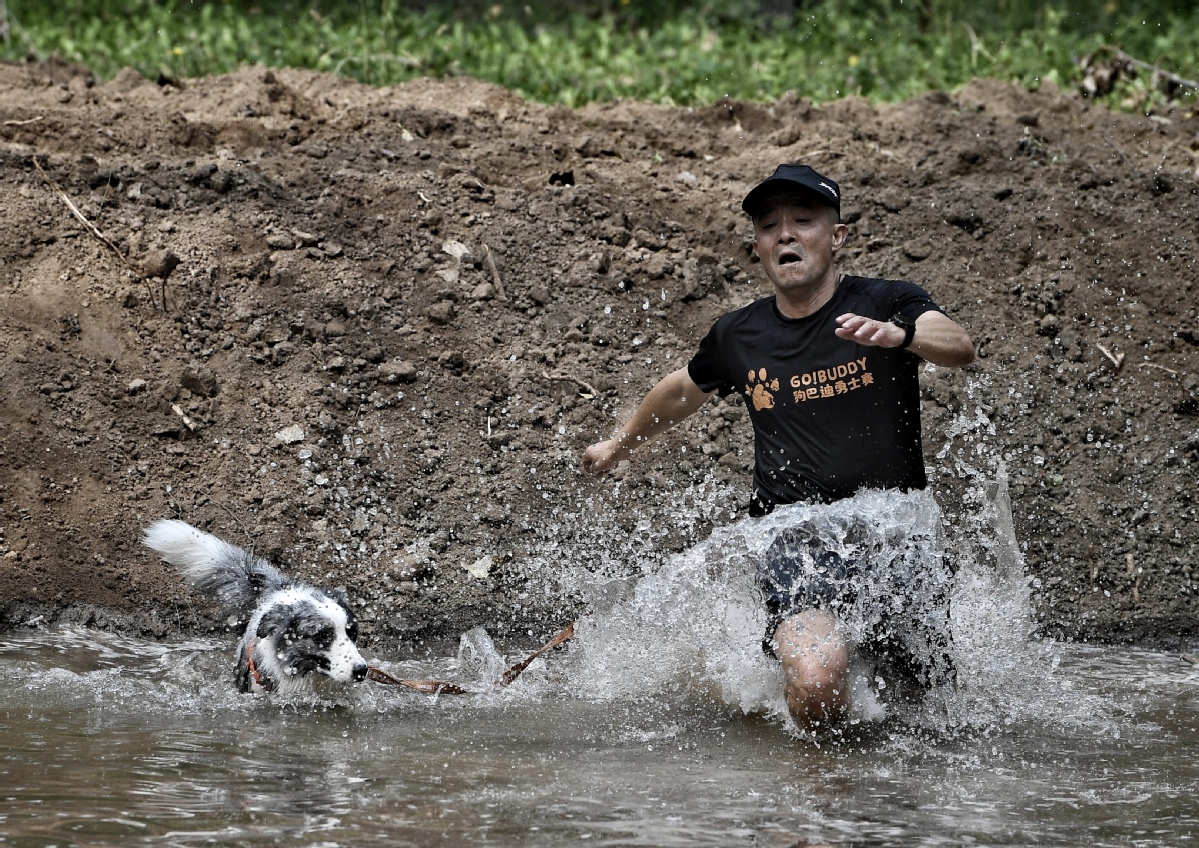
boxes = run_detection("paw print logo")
[745,367,779,411]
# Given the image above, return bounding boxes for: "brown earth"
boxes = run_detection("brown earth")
[1,59,1197,652]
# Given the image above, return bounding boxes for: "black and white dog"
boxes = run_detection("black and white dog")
[143,519,369,695]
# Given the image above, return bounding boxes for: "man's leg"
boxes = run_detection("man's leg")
[773,609,850,731]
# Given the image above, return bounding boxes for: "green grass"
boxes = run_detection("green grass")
[2,1,1196,110]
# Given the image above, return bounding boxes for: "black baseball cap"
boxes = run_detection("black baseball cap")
[742,164,841,221]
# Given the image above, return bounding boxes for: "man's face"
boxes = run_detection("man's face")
[752,193,848,295]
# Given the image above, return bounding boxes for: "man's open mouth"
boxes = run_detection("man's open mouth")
[778,252,801,265]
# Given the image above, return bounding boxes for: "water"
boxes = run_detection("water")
[2,629,1196,847]
[2,485,1198,847]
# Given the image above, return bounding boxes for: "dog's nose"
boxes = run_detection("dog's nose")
[352,663,368,682]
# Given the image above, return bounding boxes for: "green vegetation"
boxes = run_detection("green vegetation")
[2,1,1196,110]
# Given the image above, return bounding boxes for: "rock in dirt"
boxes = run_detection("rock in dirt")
[274,424,305,444]
[179,366,219,398]
[140,248,181,280]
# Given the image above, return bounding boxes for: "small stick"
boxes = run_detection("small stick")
[32,157,158,308]
[1139,362,1181,377]
[1096,44,1199,93]
[1096,343,1125,371]
[482,243,507,300]
[500,621,575,685]
[0,2,41,58]
[1182,654,1198,666]
[4,115,42,126]
[544,372,598,399]
[364,668,471,695]
[215,499,253,546]
[368,621,576,695]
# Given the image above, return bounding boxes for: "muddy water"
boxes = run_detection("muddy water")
[2,629,1196,847]
[3,485,1197,847]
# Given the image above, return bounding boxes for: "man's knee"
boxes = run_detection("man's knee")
[773,610,845,660]
[772,610,850,725]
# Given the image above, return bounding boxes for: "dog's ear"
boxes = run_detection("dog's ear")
[325,589,359,642]
[236,642,255,693]
[256,605,294,639]
[247,568,271,595]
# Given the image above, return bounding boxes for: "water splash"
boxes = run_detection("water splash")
[508,380,1124,738]
[557,488,961,726]
[457,625,509,685]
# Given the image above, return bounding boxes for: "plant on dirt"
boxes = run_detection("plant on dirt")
[1,0,1195,111]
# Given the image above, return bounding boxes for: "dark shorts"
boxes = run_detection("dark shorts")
[756,523,956,686]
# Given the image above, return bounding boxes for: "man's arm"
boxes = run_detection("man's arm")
[582,366,714,476]
[834,311,976,367]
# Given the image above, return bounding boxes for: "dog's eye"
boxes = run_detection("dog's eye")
[345,620,359,642]
[314,625,335,645]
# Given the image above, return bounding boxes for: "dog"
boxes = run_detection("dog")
[143,519,369,695]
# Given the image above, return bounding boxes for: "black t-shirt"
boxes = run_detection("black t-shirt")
[687,275,943,509]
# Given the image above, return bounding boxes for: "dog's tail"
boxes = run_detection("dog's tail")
[143,519,292,616]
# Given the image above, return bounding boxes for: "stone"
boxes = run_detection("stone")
[274,424,305,444]
[180,365,219,398]
[378,360,418,383]
[141,248,181,280]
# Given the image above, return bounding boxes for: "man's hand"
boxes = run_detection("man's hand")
[581,437,630,477]
[580,367,715,479]
[834,313,906,348]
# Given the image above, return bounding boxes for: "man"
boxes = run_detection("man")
[581,164,975,732]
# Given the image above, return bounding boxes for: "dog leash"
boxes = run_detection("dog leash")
[367,621,576,695]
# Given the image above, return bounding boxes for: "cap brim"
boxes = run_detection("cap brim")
[742,179,837,218]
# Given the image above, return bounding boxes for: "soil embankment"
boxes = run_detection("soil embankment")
[2,60,1197,648]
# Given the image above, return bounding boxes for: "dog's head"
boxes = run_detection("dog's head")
[252,589,368,688]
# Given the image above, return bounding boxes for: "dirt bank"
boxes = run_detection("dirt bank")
[1,59,1197,650]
